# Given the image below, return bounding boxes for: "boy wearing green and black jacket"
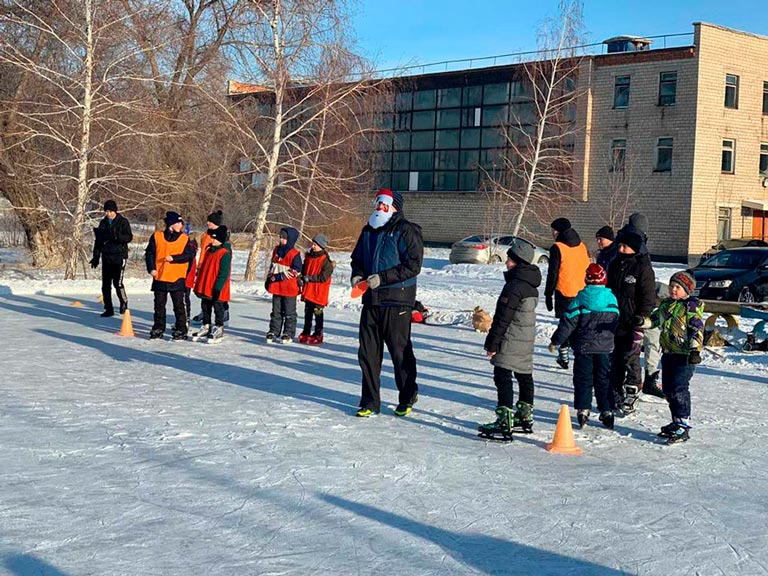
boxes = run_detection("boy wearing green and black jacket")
[550,263,620,429]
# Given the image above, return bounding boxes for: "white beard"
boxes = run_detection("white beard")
[368,209,393,229]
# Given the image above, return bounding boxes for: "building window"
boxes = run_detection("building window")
[462,107,482,127]
[763,82,768,115]
[613,76,630,108]
[721,139,735,173]
[408,171,419,191]
[609,139,626,172]
[717,207,732,241]
[437,87,461,108]
[654,137,673,172]
[658,72,677,106]
[725,74,739,109]
[760,143,768,175]
[413,90,436,110]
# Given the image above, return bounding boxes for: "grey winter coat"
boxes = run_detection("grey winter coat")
[485,262,541,374]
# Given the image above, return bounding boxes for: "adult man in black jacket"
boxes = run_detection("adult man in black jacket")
[351,189,423,418]
[607,230,656,413]
[91,200,133,317]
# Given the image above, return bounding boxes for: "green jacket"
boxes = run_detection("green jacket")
[649,297,705,354]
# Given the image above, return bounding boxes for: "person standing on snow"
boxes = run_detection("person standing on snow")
[595,225,619,272]
[351,189,423,418]
[265,226,302,344]
[91,200,133,317]
[544,217,591,370]
[478,239,541,438]
[145,211,195,340]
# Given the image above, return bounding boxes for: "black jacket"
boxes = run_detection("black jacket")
[92,213,132,264]
[596,242,619,272]
[351,212,423,307]
[144,229,195,292]
[607,251,656,335]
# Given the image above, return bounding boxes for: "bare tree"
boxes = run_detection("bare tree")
[601,140,645,230]
[486,0,586,237]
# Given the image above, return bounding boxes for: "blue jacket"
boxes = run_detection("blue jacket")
[350,212,423,307]
[551,285,620,355]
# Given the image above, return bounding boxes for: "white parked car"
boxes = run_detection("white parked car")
[449,235,549,266]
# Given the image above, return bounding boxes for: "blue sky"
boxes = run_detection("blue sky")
[351,0,768,71]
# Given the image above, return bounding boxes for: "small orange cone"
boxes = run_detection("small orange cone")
[117,309,135,337]
[70,301,84,307]
[545,405,583,455]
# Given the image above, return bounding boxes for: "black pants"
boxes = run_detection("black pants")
[269,296,297,337]
[184,287,192,318]
[609,332,641,408]
[493,367,534,409]
[201,299,226,326]
[152,290,187,334]
[102,259,127,313]
[301,301,324,335]
[661,353,695,420]
[358,305,418,411]
[573,353,612,413]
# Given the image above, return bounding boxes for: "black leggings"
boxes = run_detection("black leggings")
[302,301,324,335]
[493,367,534,408]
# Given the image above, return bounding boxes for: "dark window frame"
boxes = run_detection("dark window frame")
[721,139,735,174]
[613,76,630,109]
[658,72,677,106]
[609,138,627,172]
[759,143,768,176]
[654,137,674,172]
[725,74,739,109]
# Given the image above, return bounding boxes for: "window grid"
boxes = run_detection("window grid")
[763,82,768,115]
[721,139,735,174]
[658,72,677,106]
[654,137,674,172]
[725,74,739,109]
[760,143,768,176]
[609,139,626,172]
[613,76,630,109]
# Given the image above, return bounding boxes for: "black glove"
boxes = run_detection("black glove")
[688,350,702,365]
[211,290,220,302]
[89,258,99,269]
[545,294,553,312]
[632,315,645,327]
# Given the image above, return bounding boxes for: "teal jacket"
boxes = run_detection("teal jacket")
[551,285,619,354]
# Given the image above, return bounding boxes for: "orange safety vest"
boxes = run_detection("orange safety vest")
[555,241,590,298]
[154,231,189,283]
[195,246,231,302]
[301,252,332,306]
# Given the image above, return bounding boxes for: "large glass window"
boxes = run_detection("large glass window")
[463,85,482,106]
[610,139,626,172]
[393,132,410,150]
[396,92,412,111]
[413,90,436,110]
[717,208,732,241]
[436,109,461,129]
[435,150,459,170]
[481,128,505,148]
[759,143,768,175]
[482,105,508,126]
[511,102,536,125]
[721,139,735,173]
[725,74,739,109]
[391,172,409,190]
[613,76,630,108]
[437,87,461,108]
[411,131,434,150]
[658,72,677,106]
[435,130,460,149]
[483,83,510,105]
[393,151,409,170]
[459,171,478,190]
[434,171,458,191]
[460,150,480,170]
[412,110,435,130]
[763,82,768,115]
[654,137,673,172]
[395,112,411,131]
[418,171,433,191]
[480,149,504,170]
[410,151,433,171]
[461,128,481,148]
[462,107,482,127]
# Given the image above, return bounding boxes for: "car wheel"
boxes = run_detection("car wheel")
[738,286,757,303]
[538,256,549,266]
[489,254,502,264]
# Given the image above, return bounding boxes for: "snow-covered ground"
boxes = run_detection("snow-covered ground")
[1,249,767,575]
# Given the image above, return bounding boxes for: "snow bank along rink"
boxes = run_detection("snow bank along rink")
[1,248,767,575]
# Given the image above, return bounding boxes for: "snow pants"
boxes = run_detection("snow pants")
[269,295,297,338]
[573,352,612,413]
[661,353,695,420]
[152,290,186,335]
[358,305,418,412]
[201,299,226,327]
[102,258,127,313]
[301,301,324,335]
[493,367,534,409]
[644,325,662,375]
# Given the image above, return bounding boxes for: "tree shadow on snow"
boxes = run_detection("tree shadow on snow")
[3,553,71,576]
[319,494,631,576]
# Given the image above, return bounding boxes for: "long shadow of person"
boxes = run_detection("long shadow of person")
[3,553,72,576]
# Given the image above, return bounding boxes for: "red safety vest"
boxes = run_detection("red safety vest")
[194,246,231,302]
[301,252,332,306]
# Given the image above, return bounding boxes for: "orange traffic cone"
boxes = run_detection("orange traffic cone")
[70,301,84,307]
[545,405,583,455]
[117,309,135,337]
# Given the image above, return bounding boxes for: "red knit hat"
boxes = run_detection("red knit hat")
[585,263,607,285]
[669,271,696,295]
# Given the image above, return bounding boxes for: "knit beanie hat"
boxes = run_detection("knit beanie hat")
[596,225,615,241]
[392,190,404,211]
[669,271,696,295]
[312,233,329,249]
[619,230,643,254]
[103,199,118,212]
[165,211,183,226]
[506,238,535,265]
[585,263,608,285]
[207,210,223,226]
[551,218,572,233]
[628,212,650,236]
[208,225,228,244]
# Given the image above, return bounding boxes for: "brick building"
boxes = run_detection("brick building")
[372,22,768,263]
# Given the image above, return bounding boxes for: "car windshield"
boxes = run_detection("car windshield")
[699,250,766,269]
[460,235,487,243]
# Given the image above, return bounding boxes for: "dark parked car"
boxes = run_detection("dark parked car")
[691,247,768,302]
[698,238,768,264]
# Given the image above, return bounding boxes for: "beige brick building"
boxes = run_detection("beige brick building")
[394,23,768,263]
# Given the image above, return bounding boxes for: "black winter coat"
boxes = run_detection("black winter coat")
[144,229,196,292]
[92,214,132,264]
[607,251,656,335]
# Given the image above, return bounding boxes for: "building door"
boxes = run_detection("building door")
[753,210,768,240]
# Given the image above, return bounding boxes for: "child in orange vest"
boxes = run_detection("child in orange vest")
[299,234,334,345]
[192,226,232,342]
[265,227,302,344]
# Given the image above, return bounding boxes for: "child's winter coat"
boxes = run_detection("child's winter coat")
[266,227,302,297]
[649,297,705,354]
[551,284,620,354]
[194,241,232,302]
[301,248,334,307]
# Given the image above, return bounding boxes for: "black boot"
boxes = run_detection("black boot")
[642,371,665,398]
